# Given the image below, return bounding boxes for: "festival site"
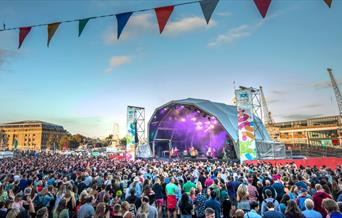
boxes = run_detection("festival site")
[0,1,342,218]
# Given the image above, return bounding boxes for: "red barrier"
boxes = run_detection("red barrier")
[245,157,342,170]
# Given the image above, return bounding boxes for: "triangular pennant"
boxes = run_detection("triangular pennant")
[253,0,272,18]
[200,0,219,24]
[155,6,174,33]
[79,18,91,37]
[47,22,61,47]
[18,27,32,49]
[116,12,133,39]
[324,0,332,8]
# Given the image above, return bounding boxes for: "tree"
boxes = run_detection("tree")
[46,134,58,150]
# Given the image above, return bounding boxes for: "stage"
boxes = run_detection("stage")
[245,157,342,170]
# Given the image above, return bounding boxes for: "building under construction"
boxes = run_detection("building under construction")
[265,68,342,151]
[269,115,342,147]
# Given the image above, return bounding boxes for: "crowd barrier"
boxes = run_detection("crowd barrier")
[245,157,342,170]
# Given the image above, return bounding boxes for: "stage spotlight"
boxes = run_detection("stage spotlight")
[180,118,186,122]
[191,117,196,121]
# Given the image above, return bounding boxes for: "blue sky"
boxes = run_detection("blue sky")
[0,0,341,138]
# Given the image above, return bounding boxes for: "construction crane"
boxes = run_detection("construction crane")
[327,68,342,115]
[259,86,274,125]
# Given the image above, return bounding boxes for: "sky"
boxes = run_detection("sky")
[0,0,341,138]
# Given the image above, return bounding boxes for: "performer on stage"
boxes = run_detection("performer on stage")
[206,147,215,158]
[190,146,198,158]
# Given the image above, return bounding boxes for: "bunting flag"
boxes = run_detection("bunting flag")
[324,0,332,8]
[79,18,91,37]
[18,27,32,49]
[155,6,174,33]
[116,12,133,39]
[253,0,272,18]
[47,22,61,47]
[200,0,219,24]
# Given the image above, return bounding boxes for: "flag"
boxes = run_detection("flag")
[155,6,174,33]
[200,0,219,24]
[79,18,91,37]
[324,0,332,8]
[253,0,272,18]
[116,12,133,39]
[47,22,61,47]
[13,138,18,149]
[18,27,32,49]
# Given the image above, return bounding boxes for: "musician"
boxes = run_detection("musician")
[190,146,198,158]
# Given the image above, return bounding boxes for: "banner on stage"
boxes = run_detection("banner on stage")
[127,107,137,160]
[235,88,257,162]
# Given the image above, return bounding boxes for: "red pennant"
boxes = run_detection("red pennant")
[253,0,272,18]
[18,27,32,49]
[324,0,332,8]
[155,6,174,33]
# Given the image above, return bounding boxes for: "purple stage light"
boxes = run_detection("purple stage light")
[191,117,196,121]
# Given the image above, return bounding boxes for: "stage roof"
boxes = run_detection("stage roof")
[149,98,271,143]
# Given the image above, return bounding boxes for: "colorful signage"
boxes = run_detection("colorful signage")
[321,139,333,148]
[127,107,137,160]
[235,88,257,162]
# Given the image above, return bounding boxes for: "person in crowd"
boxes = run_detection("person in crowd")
[284,200,304,218]
[178,192,193,218]
[322,199,342,218]
[313,184,332,218]
[94,202,110,218]
[36,207,49,218]
[263,202,284,218]
[279,194,290,214]
[205,190,221,218]
[233,209,244,218]
[121,201,134,218]
[78,195,95,218]
[152,177,163,218]
[166,177,178,218]
[137,196,157,218]
[243,201,261,218]
[236,184,250,212]
[194,188,207,218]
[205,208,215,218]
[302,199,322,218]
[261,189,280,216]
[53,199,69,218]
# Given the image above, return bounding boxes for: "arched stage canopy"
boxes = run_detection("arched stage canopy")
[148,98,271,159]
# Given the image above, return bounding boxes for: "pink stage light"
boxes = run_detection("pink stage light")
[191,117,196,121]
[180,118,186,122]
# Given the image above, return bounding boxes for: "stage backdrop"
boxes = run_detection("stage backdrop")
[235,88,257,162]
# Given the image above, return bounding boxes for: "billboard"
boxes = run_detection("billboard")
[127,107,137,160]
[321,139,333,148]
[235,88,257,162]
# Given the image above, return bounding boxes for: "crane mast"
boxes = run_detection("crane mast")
[259,86,274,125]
[327,68,342,115]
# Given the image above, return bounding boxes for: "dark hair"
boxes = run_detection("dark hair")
[266,202,274,209]
[265,189,272,197]
[210,190,217,199]
[250,201,259,210]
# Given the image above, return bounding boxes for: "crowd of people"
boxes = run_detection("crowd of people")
[0,151,342,218]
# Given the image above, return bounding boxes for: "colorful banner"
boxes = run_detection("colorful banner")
[0,0,332,48]
[116,12,133,39]
[155,6,174,33]
[321,139,333,147]
[79,18,91,37]
[127,107,137,160]
[47,22,61,47]
[253,0,272,18]
[235,88,257,162]
[200,0,219,24]
[18,27,32,49]
[324,0,332,8]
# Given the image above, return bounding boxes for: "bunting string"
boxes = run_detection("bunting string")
[0,0,333,49]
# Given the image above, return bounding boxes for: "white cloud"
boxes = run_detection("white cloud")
[208,24,251,47]
[105,56,131,73]
[104,13,154,44]
[104,14,215,43]
[164,16,216,35]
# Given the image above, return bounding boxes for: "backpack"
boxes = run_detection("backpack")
[296,196,308,211]
[263,199,275,212]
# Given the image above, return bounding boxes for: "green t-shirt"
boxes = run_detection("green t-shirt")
[166,183,178,196]
[183,181,196,194]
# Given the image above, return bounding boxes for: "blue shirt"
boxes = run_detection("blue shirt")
[194,194,206,217]
[244,210,262,218]
[205,199,221,218]
[302,209,322,218]
[78,203,95,218]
